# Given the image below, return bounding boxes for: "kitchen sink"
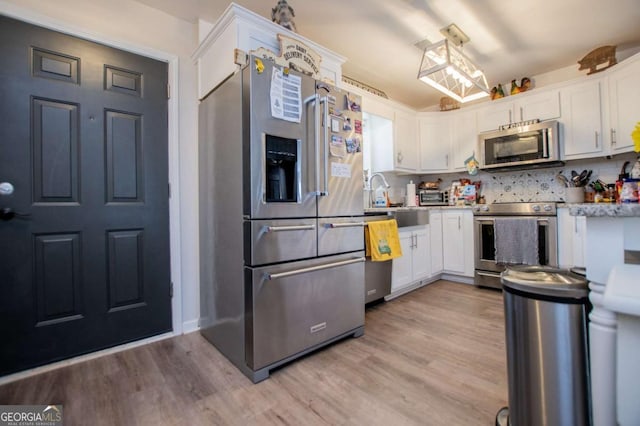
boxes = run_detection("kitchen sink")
[394,209,429,227]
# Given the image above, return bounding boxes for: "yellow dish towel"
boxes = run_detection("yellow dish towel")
[365,219,402,261]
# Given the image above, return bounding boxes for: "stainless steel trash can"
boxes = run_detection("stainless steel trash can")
[500,266,590,426]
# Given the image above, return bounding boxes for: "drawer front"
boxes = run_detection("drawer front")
[318,217,365,256]
[247,218,316,266]
[246,253,365,370]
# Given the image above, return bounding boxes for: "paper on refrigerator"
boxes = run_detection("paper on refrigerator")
[270,67,302,123]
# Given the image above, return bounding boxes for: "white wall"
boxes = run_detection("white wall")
[0,0,202,333]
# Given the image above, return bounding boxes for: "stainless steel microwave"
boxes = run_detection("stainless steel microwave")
[479,120,563,172]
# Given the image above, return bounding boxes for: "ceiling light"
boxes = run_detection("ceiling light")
[417,35,490,103]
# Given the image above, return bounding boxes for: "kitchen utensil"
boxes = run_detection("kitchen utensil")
[621,161,631,178]
[572,170,587,187]
[556,174,570,187]
[574,170,590,187]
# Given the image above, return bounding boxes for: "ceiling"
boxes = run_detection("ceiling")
[137,0,640,110]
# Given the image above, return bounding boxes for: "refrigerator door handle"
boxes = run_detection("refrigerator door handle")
[319,95,329,197]
[305,94,322,197]
[265,257,365,280]
[325,221,366,228]
[262,224,316,233]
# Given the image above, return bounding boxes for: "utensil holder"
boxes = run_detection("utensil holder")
[566,187,585,203]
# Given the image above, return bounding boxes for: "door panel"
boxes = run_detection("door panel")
[0,16,171,375]
[246,218,316,265]
[246,253,364,370]
[246,58,317,219]
[317,86,363,217]
[317,217,364,256]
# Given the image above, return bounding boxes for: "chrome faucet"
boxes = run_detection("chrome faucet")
[368,172,390,190]
[366,172,390,208]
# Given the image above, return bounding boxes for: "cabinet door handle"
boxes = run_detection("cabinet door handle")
[458,216,461,230]
[519,107,523,121]
[445,154,449,167]
[595,131,599,148]
[397,151,403,164]
[414,234,418,249]
[611,128,617,145]
[509,110,512,124]
[575,218,578,234]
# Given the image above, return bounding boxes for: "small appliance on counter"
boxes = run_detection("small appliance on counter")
[418,189,448,206]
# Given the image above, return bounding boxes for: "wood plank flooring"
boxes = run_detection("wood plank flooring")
[0,280,508,425]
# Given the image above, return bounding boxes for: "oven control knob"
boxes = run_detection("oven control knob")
[481,205,489,212]
[543,204,552,212]
[532,205,541,212]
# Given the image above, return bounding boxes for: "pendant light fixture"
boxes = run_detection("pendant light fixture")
[417,23,490,103]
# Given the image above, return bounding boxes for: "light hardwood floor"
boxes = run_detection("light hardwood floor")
[0,280,508,425]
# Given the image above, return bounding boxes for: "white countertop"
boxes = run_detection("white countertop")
[567,203,640,217]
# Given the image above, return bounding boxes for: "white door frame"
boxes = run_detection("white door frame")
[0,2,184,335]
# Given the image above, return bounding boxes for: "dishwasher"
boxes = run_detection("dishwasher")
[363,212,394,304]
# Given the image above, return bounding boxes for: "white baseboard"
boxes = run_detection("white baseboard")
[441,274,475,285]
[0,332,175,386]
[182,319,200,334]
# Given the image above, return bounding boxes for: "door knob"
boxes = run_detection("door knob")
[0,182,14,196]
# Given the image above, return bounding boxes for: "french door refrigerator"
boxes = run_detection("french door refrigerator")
[199,56,365,383]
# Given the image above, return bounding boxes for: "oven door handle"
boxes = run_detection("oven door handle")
[265,257,365,280]
[474,218,552,223]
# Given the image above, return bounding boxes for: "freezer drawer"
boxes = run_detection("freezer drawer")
[246,218,316,265]
[318,217,365,256]
[246,252,365,370]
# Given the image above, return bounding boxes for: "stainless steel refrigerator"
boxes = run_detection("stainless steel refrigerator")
[199,56,365,383]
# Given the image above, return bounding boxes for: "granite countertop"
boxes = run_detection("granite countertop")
[567,203,640,217]
[365,205,474,213]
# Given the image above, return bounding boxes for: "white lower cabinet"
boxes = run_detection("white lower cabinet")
[429,211,444,275]
[442,210,474,277]
[391,225,430,293]
[557,207,586,268]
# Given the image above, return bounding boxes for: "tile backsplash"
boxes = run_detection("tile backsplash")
[419,152,638,204]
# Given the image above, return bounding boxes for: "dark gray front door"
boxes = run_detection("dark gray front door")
[0,16,171,375]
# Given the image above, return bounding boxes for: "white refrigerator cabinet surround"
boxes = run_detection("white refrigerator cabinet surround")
[442,210,474,277]
[608,56,640,154]
[477,89,560,132]
[193,3,345,100]
[560,78,605,159]
[391,225,430,293]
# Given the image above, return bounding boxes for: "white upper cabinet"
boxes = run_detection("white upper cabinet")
[356,85,420,174]
[560,78,605,159]
[477,89,560,132]
[608,56,640,153]
[394,110,419,172]
[419,115,451,172]
[451,110,478,171]
[365,112,394,174]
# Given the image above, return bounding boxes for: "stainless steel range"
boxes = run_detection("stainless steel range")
[473,202,558,289]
